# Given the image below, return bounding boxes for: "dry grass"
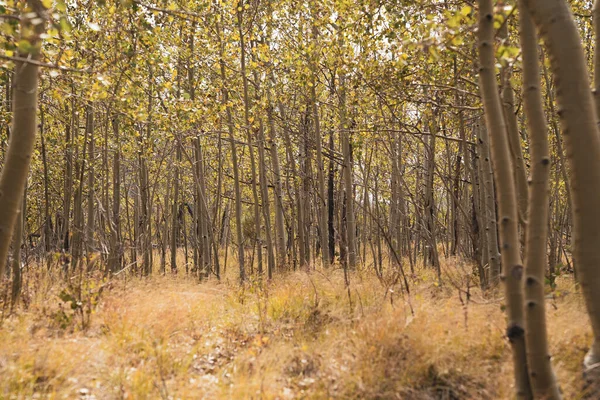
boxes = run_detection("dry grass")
[0,255,592,399]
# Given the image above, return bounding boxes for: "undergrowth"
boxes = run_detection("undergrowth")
[0,255,592,399]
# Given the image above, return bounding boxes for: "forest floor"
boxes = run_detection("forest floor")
[0,257,592,399]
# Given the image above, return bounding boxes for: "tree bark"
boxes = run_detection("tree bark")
[525,0,600,391]
[518,3,561,398]
[477,0,532,397]
[0,1,46,277]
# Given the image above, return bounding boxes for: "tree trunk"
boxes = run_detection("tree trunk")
[525,0,600,391]
[518,3,561,398]
[237,5,263,276]
[108,116,122,273]
[217,15,245,283]
[339,72,356,270]
[266,83,286,270]
[500,23,529,229]
[477,122,501,285]
[311,17,330,269]
[0,2,46,277]
[85,103,95,256]
[477,0,532,397]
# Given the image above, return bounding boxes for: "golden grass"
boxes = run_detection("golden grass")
[0,256,592,399]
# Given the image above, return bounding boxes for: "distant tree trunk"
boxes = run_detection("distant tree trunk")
[472,146,487,289]
[72,130,86,269]
[63,100,75,252]
[275,91,300,270]
[108,116,121,274]
[40,107,51,254]
[477,123,500,285]
[264,86,286,271]
[237,5,263,276]
[499,23,528,229]
[424,111,441,280]
[327,131,336,262]
[170,141,181,273]
[85,103,95,256]
[451,58,465,257]
[138,148,151,276]
[0,2,46,277]
[301,112,312,267]
[217,16,244,283]
[310,16,330,269]
[339,72,356,270]
[194,136,212,278]
[250,66,276,278]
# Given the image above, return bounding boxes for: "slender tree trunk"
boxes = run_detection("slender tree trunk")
[0,2,46,277]
[40,107,51,254]
[525,0,600,390]
[472,146,488,289]
[328,131,336,263]
[518,4,561,398]
[500,23,528,229]
[63,98,76,252]
[85,103,95,256]
[237,6,263,277]
[477,1,532,397]
[108,116,122,273]
[266,83,286,270]
[339,72,356,270]
[310,17,330,269]
[217,17,244,283]
[477,123,501,284]
[425,111,441,280]
[171,141,181,272]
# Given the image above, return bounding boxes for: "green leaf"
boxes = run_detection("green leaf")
[59,16,72,33]
[16,40,32,54]
[56,0,66,12]
[459,5,472,16]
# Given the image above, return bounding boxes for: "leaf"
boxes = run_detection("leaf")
[59,17,72,33]
[41,0,52,9]
[459,5,472,16]
[56,0,66,12]
[16,40,32,54]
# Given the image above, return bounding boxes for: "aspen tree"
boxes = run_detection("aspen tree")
[499,23,528,228]
[477,0,532,397]
[310,3,330,268]
[237,1,264,275]
[216,10,244,282]
[518,2,561,398]
[0,0,46,277]
[524,0,600,391]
